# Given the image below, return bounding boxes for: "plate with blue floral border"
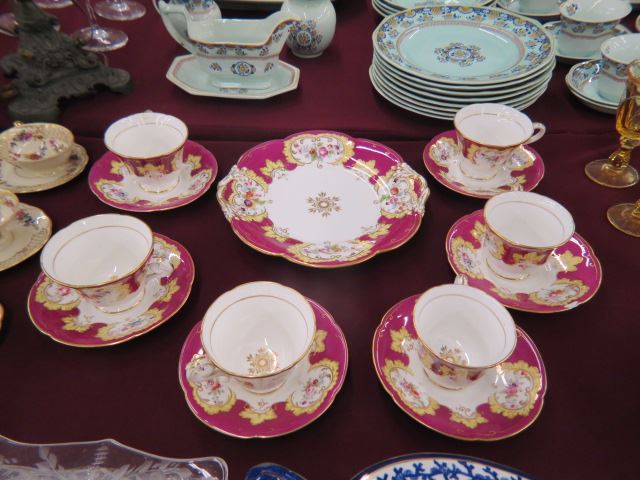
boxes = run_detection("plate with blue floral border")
[350,453,535,479]
[373,6,554,85]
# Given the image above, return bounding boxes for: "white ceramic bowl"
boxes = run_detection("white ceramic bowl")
[599,33,640,102]
[559,0,631,23]
[413,283,516,389]
[201,281,316,392]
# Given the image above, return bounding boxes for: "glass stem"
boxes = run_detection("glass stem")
[605,136,639,172]
[632,199,640,220]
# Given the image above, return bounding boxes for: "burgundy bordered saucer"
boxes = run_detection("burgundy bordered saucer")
[0,203,51,272]
[424,131,545,199]
[217,131,429,268]
[89,140,218,212]
[179,299,348,438]
[373,294,547,441]
[446,210,602,313]
[28,233,194,347]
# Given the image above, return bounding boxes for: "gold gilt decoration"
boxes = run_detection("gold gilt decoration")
[285,359,339,416]
[154,237,182,270]
[187,355,237,415]
[227,168,269,222]
[390,327,412,354]
[307,192,341,218]
[350,158,379,177]
[95,179,141,204]
[513,251,547,265]
[186,154,202,170]
[529,279,589,306]
[470,221,486,242]
[61,315,92,333]
[35,277,81,311]
[450,407,488,429]
[239,406,277,425]
[263,225,290,243]
[555,251,584,273]
[109,160,130,175]
[159,278,180,303]
[287,240,374,264]
[383,359,439,416]
[489,360,541,419]
[246,346,278,375]
[260,159,285,178]
[310,329,328,354]
[490,287,520,301]
[429,137,458,166]
[366,222,391,239]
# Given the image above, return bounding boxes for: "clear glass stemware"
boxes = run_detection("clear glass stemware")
[94,0,146,21]
[73,0,128,52]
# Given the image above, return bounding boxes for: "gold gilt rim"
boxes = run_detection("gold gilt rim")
[179,299,349,439]
[371,302,548,442]
[27,234,195,348]
[444,211,603,314]
[0,203,52,273]
[0,144,89,194]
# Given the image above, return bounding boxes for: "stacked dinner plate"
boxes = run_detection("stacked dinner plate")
[372,0,493,17]
[370,6,556,120]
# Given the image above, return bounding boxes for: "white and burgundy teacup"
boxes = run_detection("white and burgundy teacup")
[0,122,73,177]
[599,34,640,102]
[40,214,154,314]
[104,111,188,194]
[482,191,575,281]
[200,281,316,394]
[413,283,517,390]
[454,103,546,181]
[0,189,19,249]
[558,0,631,58]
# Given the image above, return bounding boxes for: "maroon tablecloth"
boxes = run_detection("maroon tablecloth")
[0,1,637,479]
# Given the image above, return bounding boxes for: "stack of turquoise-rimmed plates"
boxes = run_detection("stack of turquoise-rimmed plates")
[371,0,493,17]
[370,6,556,120]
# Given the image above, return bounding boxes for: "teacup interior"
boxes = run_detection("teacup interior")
[105,113,187,158]
[41,215,152,286]
[455,104,531,147]
[415,292,514,367]
[561,0,630,22]
[207,295,313,376]
[603,34,640,63]
[485,192,574,248]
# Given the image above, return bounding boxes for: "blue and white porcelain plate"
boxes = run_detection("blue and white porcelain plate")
[350,453,535,480]
[565,60,618,114]
[373,7,554,84]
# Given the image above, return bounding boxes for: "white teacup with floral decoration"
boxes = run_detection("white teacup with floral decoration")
[454,103,546,181]
[482,191,575,281]
[558,0,631,57]
[413,283,517,390]
[0,122,73,177]
[0,189,20,249]
[40,214,154,314]
[200,281,316,394]
[104,112,188,194]
[599,34,640,102]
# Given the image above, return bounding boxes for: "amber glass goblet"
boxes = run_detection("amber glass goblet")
[585,60,640,188]
[607,197,640,236]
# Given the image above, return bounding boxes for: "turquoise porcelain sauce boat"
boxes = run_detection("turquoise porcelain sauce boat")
[157,2,298,90]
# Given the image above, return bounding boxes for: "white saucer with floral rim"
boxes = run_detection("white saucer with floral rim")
[0,203,51,272]
[0,144,88,193]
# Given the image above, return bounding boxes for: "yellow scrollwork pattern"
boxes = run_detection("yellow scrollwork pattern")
[239,406,277,425]
[450,410,488,429]
[35,278,80,311]
[285,359,339,416]
[260,159,285,178]
[390,327,411,354]
[489,360,541,419]
[382,359,439,416]
[310,329,327,354]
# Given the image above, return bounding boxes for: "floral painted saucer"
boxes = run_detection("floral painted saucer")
[423,131,544,199]
[565,60,618,115]
[373,294,546,441]
[28,233,195,347]
[544,21,631,63]
[350,453,534,479]
[179,299,348,438]
[89,140,217,212]
[0,143,88,193]
[167,55,300,100]
[446,210,602,313]
[217,131,429,267]
[0,203,51,272]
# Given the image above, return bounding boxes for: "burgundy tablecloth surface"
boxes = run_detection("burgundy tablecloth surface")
[0,2,638,479]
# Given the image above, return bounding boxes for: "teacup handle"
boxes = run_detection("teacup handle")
[523,122,545,145]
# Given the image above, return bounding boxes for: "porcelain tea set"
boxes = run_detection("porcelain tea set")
[156,0,336,99]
